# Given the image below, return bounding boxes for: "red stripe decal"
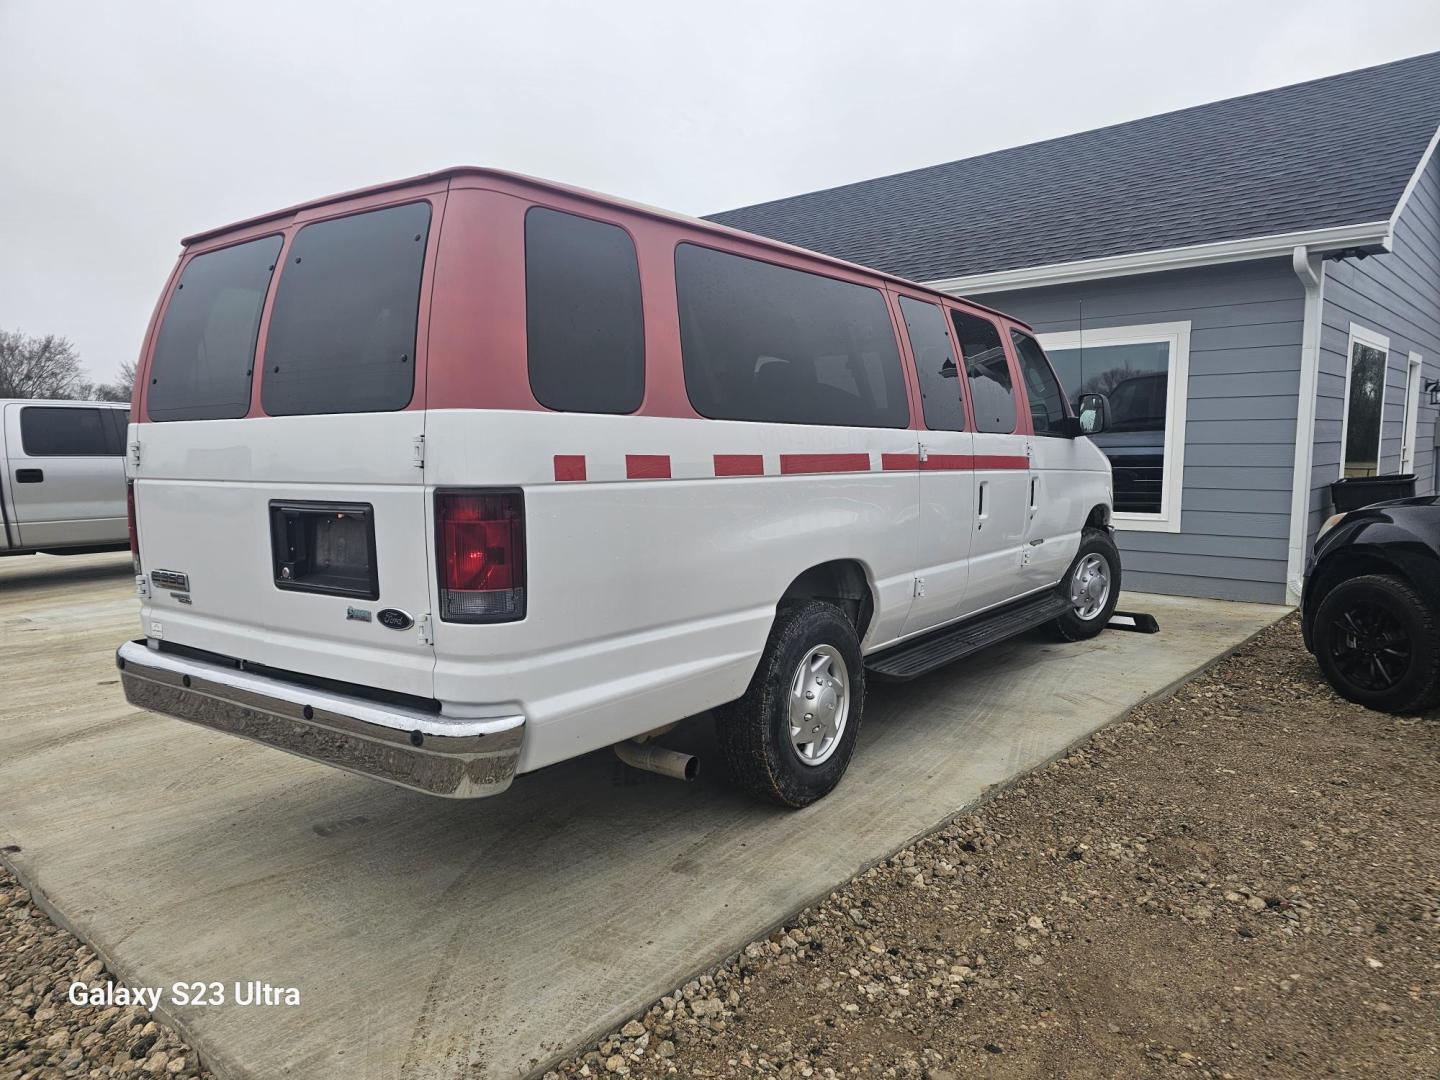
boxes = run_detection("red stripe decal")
[922,454,973,471]
[884,453,1030,472]
[972,454,1029,470]
[626,454,671,479]
[714,454,764,477]
[780,453,871,475]
[553,455,587,482]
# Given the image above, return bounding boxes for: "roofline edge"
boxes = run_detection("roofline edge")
[1389,123,1440,232]
[922,220,1393,296]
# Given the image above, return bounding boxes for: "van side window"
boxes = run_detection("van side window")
[525,207,645,414]
[675,244,908,428]
[1011,331,1069,437]
[950,310,1015,434]
[898,297,965,431]
[20,406,121,456]
[262,201,431,417]
[147,235,282,422]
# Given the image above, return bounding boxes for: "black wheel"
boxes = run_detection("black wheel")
[1312,574,1440,713]
[1052,527,1122,641]
[716,600,864,808]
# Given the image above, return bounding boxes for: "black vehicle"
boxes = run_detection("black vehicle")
[1302,496,1440,713]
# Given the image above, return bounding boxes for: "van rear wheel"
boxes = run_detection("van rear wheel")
[717,600,864,808]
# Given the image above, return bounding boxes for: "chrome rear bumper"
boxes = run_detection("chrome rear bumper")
[116,640,523,798]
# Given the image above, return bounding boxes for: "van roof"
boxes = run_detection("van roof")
[0,398,128,408]
[180,166,1023,325]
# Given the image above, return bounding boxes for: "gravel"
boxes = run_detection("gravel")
[5,614,1437,1079]
[541,614,1439,1079]
[0,875,212,1079]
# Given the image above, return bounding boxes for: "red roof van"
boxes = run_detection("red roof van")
[116,167,1117,807]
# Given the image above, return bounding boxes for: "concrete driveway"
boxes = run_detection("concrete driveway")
[1,551,1287,1079]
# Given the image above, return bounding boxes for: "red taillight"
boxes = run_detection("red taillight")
[435,490,526,622]
[126,480,141,574]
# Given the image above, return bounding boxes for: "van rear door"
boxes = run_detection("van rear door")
[134,195,442,701]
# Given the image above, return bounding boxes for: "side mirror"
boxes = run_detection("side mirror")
[1077,392,1110,436]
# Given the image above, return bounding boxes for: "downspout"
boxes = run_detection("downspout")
[1285,246,1325,606]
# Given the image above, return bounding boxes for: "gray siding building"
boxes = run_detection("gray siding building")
[709,52,1440,605]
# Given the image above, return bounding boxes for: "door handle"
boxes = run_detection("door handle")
[15,468,43,484]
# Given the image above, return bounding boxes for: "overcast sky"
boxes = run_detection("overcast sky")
[3,0,1439,382]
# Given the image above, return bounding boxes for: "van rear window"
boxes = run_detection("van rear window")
[675,245,907,429]
[262,202,431,416]
[147,235,282,422]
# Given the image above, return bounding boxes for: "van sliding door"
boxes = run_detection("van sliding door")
[894,293,975,637]
[950,309,1031,614]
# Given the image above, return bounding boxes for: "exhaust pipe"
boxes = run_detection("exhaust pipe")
[613,740,698,782]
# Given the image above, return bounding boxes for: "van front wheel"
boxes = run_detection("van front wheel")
[717,600,865,808]
[1052,527,1122,641]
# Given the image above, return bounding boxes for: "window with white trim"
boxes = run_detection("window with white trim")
[1038,321,1191,533]
[1340,324,1389,478]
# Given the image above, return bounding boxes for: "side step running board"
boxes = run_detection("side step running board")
[865,591,1071,681]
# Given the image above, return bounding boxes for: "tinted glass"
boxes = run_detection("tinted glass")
[147,235,281,421]
[1011,331,1069,436]
[675,244,908,428]
[262,202,431,416]
[1048,339,1171,514]
[1343,339,1386,477]
[951,310,1015,433]
[525,207,644,413]
[102,410,128,454]
[899,297,965,431]
[1047,341,1170,431]
[20,406,120,456]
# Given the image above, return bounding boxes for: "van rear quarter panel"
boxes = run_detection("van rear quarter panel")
[425,410,920,772]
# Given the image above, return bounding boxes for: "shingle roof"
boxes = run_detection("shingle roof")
[705,51,1440,282]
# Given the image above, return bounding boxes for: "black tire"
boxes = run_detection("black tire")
[716,600,864,808]
[1051,526,1122,642]
[1312,573,1440,714]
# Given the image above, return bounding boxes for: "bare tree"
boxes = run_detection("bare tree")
[76,360,137,403]
[113,359,137,400]
[0,329,84,399]
[1080,362,1144,397]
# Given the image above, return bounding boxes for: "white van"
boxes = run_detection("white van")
[1,400,130,557]
[116,168,1117,807]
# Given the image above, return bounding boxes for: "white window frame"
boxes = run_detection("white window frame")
[1337,323,1390,479]
[1401,350,1423,474]
[1038,320,1190,534]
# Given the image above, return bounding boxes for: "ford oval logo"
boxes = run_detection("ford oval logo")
[377,608,413,631]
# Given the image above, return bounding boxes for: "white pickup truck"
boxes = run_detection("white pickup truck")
[1,399,130,557]
[115,168,1118,808]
